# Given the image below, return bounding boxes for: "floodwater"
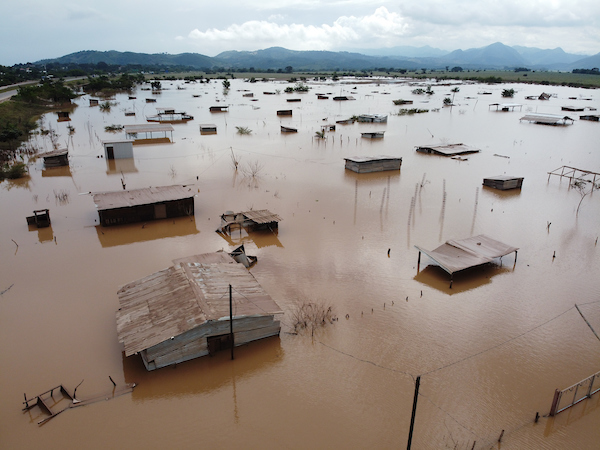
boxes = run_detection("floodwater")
[1,77,600,449]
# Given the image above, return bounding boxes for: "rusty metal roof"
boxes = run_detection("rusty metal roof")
[115,252,282,356]
[242,209,282,224]
[124,123,174,134]
[93,185,194,211]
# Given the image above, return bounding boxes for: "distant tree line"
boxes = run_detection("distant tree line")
[573,68,600,75]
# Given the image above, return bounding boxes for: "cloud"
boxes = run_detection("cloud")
[188,7,411,50]
[400,0,600,28]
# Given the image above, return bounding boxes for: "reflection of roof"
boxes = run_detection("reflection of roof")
[93,185,194,211]
[116,252,282,356]
[415,235,518,275]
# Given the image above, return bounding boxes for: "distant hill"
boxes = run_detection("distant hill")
[35,43,593,72]
[568,52,600,70]
[37,50,214,69]
[340,45,448,58]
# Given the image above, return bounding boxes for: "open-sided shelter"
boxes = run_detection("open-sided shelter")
[415,235,518,287]
[115,251,282,370]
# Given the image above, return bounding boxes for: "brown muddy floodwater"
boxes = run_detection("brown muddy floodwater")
[1,78,600,449]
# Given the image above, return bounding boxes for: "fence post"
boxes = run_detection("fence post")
[587,375,596,398]
[549,389,561,416]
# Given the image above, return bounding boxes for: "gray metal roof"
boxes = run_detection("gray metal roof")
[415,235,518,275]
[115,252,282,356]
[93,185,194,211]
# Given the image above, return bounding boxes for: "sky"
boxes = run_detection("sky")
[2,0,599,65]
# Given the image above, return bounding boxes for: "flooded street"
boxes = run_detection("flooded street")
[1,76,600,449]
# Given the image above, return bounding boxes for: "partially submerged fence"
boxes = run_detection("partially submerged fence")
[549,370,600,416]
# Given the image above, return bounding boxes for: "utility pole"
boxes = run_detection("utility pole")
[407,375,421,450]
[229,284,234,360]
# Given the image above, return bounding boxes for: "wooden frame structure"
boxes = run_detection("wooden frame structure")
[548,166,600,192]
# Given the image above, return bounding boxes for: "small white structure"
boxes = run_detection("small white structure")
[104,140,134,160]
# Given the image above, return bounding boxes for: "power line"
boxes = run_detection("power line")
[422,305,576,376]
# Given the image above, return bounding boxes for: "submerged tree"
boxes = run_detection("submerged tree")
[572,178,600,216]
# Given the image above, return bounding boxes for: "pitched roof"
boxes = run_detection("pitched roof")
[115,252,282,356]
[415,235,518,275]
[93,185,194,211]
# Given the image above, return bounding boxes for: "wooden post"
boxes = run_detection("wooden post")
[229,284,234,360]
[417,251,421,271]
[407,375,420,450]
[549,389,561,416]
[498,430,504,442]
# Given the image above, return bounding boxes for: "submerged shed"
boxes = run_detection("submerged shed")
[415,235,518,287]
[200,124,217,134]
[93,185,195,226]
[483,175,524,190]
[209,106,228,112]
[116,251,282,371]
[344,156,402,173]
[103,140,134,159]
[38,148,69,167]
[217,210,282,235]
[416,143,480,157]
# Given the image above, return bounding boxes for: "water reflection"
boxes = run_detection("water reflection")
[28,224,54,243]
[106,158,138,175]
[95,216,199,247]
[414,263,514,294]
[42,165,72,177]
[217,228,283,248]
[122,336,282,401]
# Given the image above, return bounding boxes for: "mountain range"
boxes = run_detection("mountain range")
[37,42,600,72]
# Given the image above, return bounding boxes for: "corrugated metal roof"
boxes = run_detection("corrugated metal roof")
[38,148,68,158]
[124,124,174,133]
[115,252,282,355]
[520,114,574,125]
[242,209,282,224]
[415,234,518,275]
[93,185,194,211]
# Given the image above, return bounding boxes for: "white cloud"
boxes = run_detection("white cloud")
[188,7,411,51]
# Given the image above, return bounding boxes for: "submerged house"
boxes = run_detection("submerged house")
[209,106,228,112]
[103,140,134,160]
[483,175,524,190]
[38,148,69,167]
[415,235,518,287]
[357,114,388,123]
[56,111,71,122]
[344,156,402,173]
[93,185,195,226]
[277,109,292,116]
[116,251,282,371]
[200,124,217,134]
[361,131,385,139]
